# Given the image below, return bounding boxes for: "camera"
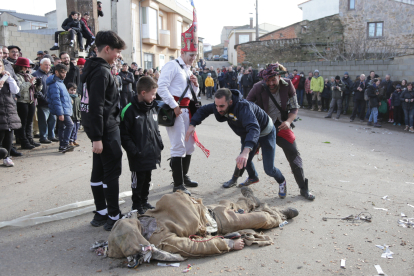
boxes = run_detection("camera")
[35,77,42,85]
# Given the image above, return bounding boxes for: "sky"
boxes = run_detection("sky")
[1,0,304,45]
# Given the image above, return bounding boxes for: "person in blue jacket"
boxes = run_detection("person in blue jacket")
[186,88,288,198]
[47,63,74,153]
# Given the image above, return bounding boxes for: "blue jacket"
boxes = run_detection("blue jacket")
[190,90,270,149]
[46,75,73,116]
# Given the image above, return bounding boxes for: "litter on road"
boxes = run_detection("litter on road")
[376,244,394,259]
[340,259,346,268]
[158,263,180,267]
[375,264,385,275]
[373,207,388,211]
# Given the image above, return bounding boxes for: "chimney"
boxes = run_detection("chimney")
[250,17,253,28]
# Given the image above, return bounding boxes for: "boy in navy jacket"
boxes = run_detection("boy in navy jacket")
[120,76,163,214]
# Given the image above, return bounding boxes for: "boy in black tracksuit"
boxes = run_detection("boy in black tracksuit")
[80,31,126,231]
[120,76,163,214]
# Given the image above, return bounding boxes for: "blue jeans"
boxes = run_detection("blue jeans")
[244,126,285,184]
[58,115,74,148]
[296,89,304,107]
[369,107,378,123]
[403,108,414,127]
[365,101,371,119]
[37,106,56,141]
[70,120,80,142]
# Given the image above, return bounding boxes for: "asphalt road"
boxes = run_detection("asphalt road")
[1,105,414,275]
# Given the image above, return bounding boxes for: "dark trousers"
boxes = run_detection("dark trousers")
[70,120,80,142]
[206,87,213,98]
[131,170,152,209]
[89,129,123,217]
[306,93,313,108]
[81,31,94,48]
[201,86,206,95]
[0,129,13,158]
[394,106,403,124]
[321,97,330,110]
[296,89,304,106]
[120,91,133,108]
[54,30,83,47]
[16,102,35,146]
[243,86,251,99]
[350,99,366,120]
[342,94,350,113]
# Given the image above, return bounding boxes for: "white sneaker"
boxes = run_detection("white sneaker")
[3,157,14,167]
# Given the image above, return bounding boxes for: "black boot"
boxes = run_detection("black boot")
[182,155,198,187]
[300,178,315,200]
[131,188,145,214]
[223,166,244,188]
[170,157,191,195]
[29,138,41,147]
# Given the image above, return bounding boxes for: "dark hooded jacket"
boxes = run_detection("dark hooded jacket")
[120,96,164,172]
[61,17,81,32]
[64,62,80,89]
[32,69,52,107]
[341,76,353,95]
[400,88,414,111]
[80,57,120,141]
[0,76,21,131]
[367,83,381,108]
[298,72,306,90]
[190,90,270,150]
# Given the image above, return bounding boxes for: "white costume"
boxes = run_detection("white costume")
[157,57,200,157]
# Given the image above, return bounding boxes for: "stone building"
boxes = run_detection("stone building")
[0,11,48,30]
[339,0,414,59]
[235,0,414,67]
[236,15,343,67]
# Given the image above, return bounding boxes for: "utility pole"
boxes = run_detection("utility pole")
[256,0,259,41]
[111,0,118,33]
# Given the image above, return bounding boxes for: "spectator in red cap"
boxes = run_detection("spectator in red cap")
[77,58,86,74]
[13,57,43,149]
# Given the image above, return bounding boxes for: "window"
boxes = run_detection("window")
[349,0,355,10]
[368,22,383,38]
[142,7,158,40]
[170,56,175,61]
[177,21,182,48]
[159,16,163,29]
[142,7,147,24]
[239,34,249,44]
[144,53,154,69]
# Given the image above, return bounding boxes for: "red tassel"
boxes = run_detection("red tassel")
[193,132,210,158]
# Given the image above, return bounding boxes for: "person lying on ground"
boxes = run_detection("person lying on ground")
[107,188,299,260]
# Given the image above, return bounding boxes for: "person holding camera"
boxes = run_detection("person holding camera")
[32,57,58,144]
[14,58,43,149]
[366,78,382,128]
[325,76,345,120]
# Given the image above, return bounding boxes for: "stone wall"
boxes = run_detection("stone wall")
[0,26,55,61]
[281,54,414,106]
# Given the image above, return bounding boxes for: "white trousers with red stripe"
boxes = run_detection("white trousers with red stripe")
[166,108,195,157]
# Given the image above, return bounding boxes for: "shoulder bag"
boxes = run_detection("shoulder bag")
[262,84,295,129]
